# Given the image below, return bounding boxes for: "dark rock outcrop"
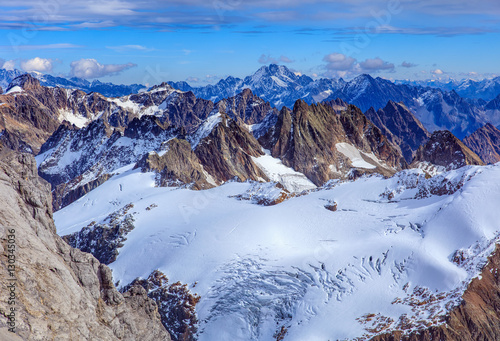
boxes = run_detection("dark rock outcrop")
[371,244,500,341]
[0,75,61,153]
[463,123,500,164]
[0,148,170,340]
[124,270,200,341]
[411,130,484,171]
[215,88,279,125]
[136,138,214,190]
[365,101,430,163]
[63,203,136,265]
[194,113,269,183]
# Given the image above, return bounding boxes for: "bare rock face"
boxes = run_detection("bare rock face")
[371,244,500,341]
[215,88,279,125]
[0,148,171,341]
[194,113,269,183]
[365,101,430,163]
[463,123,500,164]
[0,75,61,153]
[136,138,214,190]
[259,100,406,185]
[124,270,200,341]
[411,130,484,171]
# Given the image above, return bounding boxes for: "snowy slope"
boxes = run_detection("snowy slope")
[54,163,500,340]
[251,149,317,192]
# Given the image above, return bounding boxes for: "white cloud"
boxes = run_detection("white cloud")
[322,53,394,78]
[70,58,136,79]
[323,53,356,71]
[2,60,16,70]
[359,57,394,71]
[20,57,53,72]
[431,69,444,75]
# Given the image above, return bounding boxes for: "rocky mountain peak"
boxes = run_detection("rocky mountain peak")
[214,88,278,125]
[364,100,430,163]
[5,73,42,93]
[412,130,484,172]
[193,112,268,184]
[485,93,500,110]
[259,99,405,185]
[463,123,500,164]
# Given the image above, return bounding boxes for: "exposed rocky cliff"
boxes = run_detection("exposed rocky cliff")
[0,148,170,340]
[214,88,278,125]
[365,101,430,163]
[371,244,500,341]
[259,100,406,185]
[194,112,269,184]
[37,116,182,210]
[463,123,500,164]
[411,130,484,173]
[136,138,214,190]
[0,75,62,153]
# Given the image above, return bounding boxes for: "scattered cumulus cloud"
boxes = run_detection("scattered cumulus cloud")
[401,61,418,68]
[431,69,444,75]
[70,58,136,79]
[323,53,356,71]
[322,53,394,78]
[20,57,53,72]
[359,57,394,71]
[258,54,294,64]
[186,76,200,83]
[0,43,82,51]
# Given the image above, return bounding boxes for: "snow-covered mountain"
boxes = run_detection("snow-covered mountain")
[0,68,145,97]
[54,158,500,340]
[168,64,344,109]
[165,65,500,139]
[3,65,500,140]
[397,77,500,102]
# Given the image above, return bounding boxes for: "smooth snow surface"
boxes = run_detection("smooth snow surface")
[55,164,500,340]
[335,142,377,169]
[6,86,23,94]
[58,109,89,128]
[251,150,317,192]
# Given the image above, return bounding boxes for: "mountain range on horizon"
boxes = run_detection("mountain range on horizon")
[2,64,500,141]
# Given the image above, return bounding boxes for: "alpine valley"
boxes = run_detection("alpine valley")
[1,64,500,341]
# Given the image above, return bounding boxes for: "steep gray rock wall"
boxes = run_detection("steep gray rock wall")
[0,148,170,340]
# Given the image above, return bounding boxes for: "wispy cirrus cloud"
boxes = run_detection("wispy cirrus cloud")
[258,54,294,64]
[0,43,83,51]
[0,0,498,31]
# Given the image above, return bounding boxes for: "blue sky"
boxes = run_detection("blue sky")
[0,0,498,85]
